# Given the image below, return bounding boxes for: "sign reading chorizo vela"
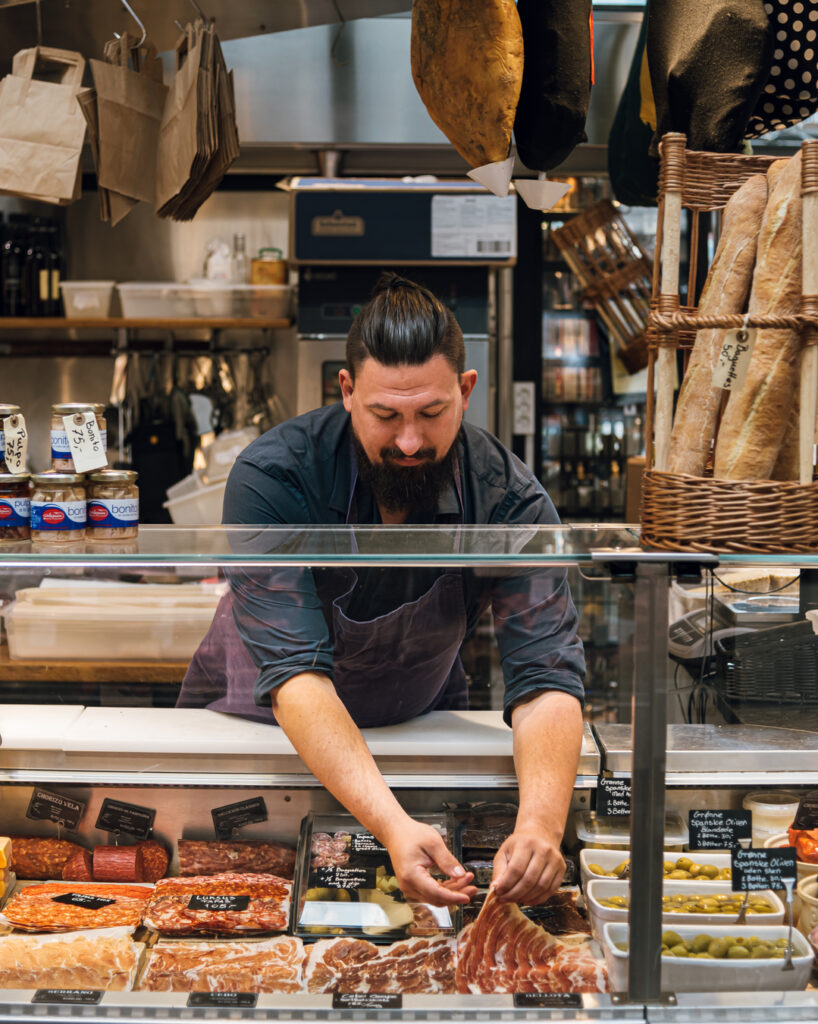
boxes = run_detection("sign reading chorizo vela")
[731,847,797,892]
[26,787,86,832]
[689,809,752,851]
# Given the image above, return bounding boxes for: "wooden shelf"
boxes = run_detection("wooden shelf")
[0,642,186,685]
[0,317,293,330]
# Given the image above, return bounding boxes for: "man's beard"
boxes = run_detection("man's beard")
[352,429,457,516]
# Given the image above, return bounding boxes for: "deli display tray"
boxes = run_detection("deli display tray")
[596,723,818,776]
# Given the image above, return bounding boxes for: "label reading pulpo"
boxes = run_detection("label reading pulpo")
[87,498,138,529]
[0,496,29,527]
[31,500,85,531]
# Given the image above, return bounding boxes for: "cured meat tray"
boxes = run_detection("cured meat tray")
[292,812,457,942]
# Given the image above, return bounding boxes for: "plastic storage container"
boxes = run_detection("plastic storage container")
[743,791,800,846]
[602,921,813,993]
[60,281,115,319]
[203,426,259,483]
[233,283,293,319]
[1,583,220,661]
[117,283,196,318]
[585,878,784,939]
[574,810,688,851]
[293,811,456,941]
[188,279,235,317]
[163,477,226,525]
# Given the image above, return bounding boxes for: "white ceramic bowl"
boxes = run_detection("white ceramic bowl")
[586,878,784,939]
[602,922,813,993]
[579,848,733,891]
[763,833,817,918]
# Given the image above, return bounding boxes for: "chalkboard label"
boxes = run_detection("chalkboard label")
[95,798,155,840]
[596,775,631,816]
[689,810,752,851]
[332,993,402,1010]
[51,893,115,910]
[731,847,797,891]
[351,832,388,856]
[793,790,818,830]
[32,990,102,1005]
[314,864,377,890]
[26,788,85,832]
[211,796,268,839]
[188,894,250,912]
[513,993,582,1008]
[187,992,258,1008]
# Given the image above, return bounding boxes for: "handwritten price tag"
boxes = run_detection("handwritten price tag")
[62,412,107,473]
[3,414,28,474]
[712,328,758,391]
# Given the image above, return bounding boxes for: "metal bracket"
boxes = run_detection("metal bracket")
[591,549,718,583]
[611,992,678,1007]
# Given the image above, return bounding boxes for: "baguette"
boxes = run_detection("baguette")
[714,150,803,479]
[667,174,767,476]
[770,395,800,480]
[411,0,523,167]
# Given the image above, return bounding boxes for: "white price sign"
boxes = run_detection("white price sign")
[62,412,107,473]
[3,414,27,474]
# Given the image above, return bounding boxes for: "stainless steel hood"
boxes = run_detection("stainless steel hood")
[0,2,641,176]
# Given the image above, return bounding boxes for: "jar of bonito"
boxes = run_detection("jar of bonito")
[0,404,22,473]
[86,470,139,539]
[0,471,30,541]
[50,403,107,471]
[30,472,86,541]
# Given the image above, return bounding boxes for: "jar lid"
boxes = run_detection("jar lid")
[0,471,29,481]
[88,470,137,484]
[52,403,98,415]
[0,404,21,416]
[31,472,85,486]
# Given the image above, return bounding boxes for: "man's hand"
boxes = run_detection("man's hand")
[384,818,477,907]
[491,825,565,905]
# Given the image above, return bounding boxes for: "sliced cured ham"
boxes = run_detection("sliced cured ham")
[456,890,607,994]
[0,927,143,990]
[304,935,456,994]
[139,936,305,993]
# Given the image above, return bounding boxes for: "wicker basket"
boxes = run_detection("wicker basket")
[714,620,818,705]
[640,133,818,554]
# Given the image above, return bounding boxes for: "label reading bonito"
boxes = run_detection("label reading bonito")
[62,412,107,473]
[712,328,758,391]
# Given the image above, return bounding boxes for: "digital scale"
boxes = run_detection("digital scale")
[668,605,753,662]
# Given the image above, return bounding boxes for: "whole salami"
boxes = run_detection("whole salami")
[177,840,296,880]
[93,845,145,883]
[136,840,170,882]
[61,849,94,882]
[11,837,87,880]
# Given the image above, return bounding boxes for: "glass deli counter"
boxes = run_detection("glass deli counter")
[0,526,816,1024]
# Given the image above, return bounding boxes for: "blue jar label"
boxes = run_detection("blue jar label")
[31,500,86,531]
[87,498,138,528]
[0,496,29,527]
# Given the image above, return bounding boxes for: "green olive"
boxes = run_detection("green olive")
[670,944,690,958]
[751,944,773,959]
[667,869,692,879]
[690,934,712,954]
[675,857,693,871]
[662,931,683,948]
[727,945,751,959]
[663,860,676,873]
[708,938,730,958]
[587,863,606,876]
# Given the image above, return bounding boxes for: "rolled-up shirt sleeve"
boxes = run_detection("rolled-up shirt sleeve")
[222,457,335,706]
[488,485,586,725]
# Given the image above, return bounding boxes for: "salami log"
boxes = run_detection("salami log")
[178,840,296,880]
[10,837,86,880]
[61,850,94,882]
[136,840,170,882]
[93,846,145,883]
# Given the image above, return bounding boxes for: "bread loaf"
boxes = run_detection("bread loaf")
[411,0,523,167]
[771,395,800,480]
[714,150,803,479]
[667,174,767,476]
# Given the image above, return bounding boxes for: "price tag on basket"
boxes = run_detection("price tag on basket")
[62,411,107,473]
[3,414,27,474]
[712,327,758,391]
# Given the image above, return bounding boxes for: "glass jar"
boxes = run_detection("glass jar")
[87,470,139,539]
[50,403,108,472]
[30,472,86,541]
[0,471,30,541]
[0,404,22,473]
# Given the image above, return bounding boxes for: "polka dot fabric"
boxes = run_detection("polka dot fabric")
[745,0,818,137]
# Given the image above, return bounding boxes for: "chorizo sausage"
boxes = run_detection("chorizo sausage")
[11,837,86,880]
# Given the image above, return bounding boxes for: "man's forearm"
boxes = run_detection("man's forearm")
[511,690,583,839]
[271,671,410,842]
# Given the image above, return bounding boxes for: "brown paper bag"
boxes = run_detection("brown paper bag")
[77,87,138,226]
[154,22,206,214]
[90,33,168,205]
[0,47,87,205]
